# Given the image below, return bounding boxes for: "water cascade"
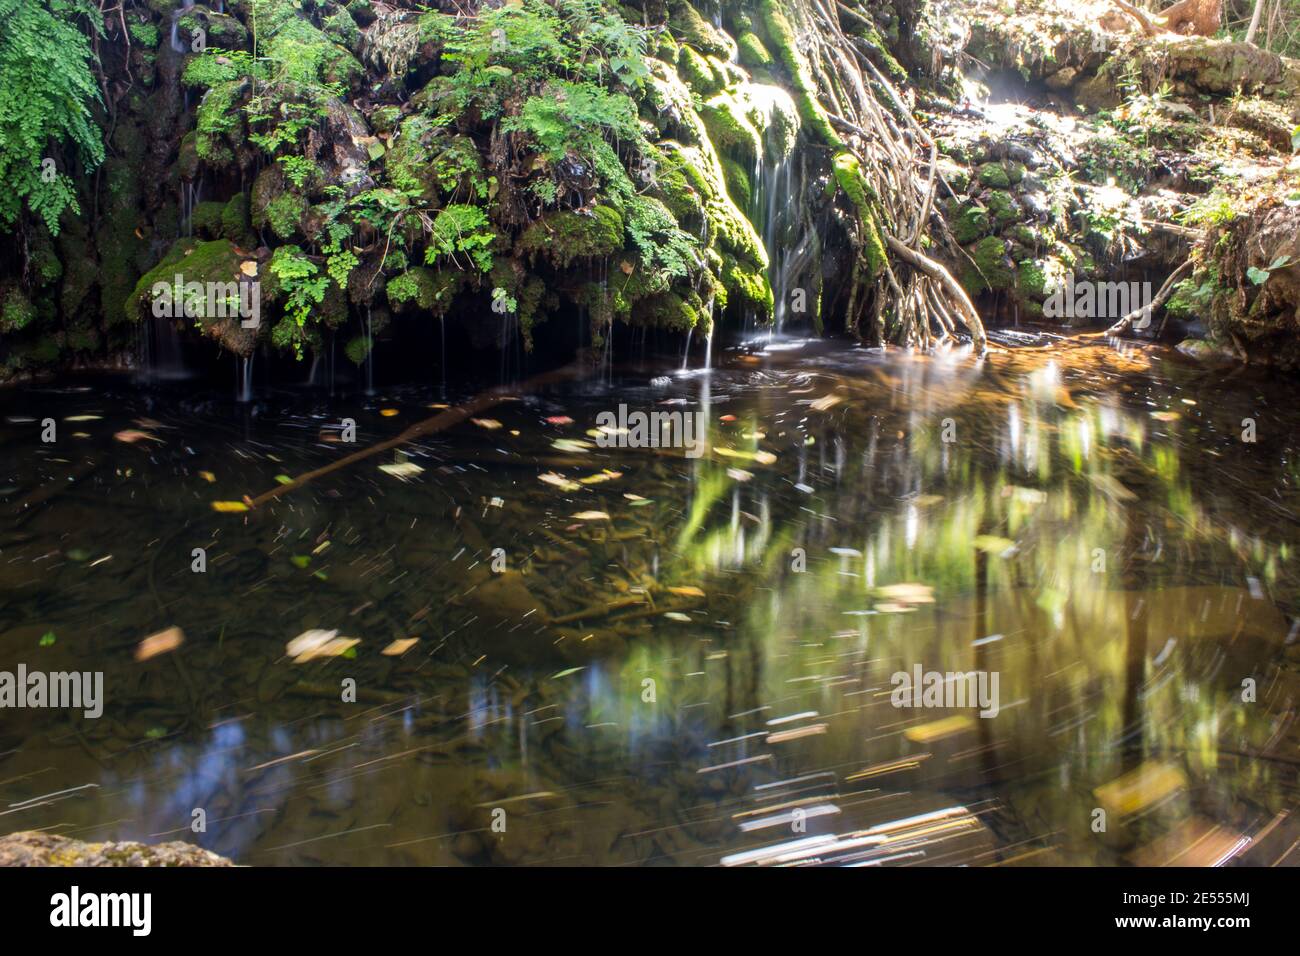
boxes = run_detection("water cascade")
[236,353,253,403]
[169,0,195,54]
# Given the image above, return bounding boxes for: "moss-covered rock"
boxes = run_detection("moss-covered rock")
[700,94,763,166]
[386,267,466,317]
[190,201,226,239]
[962,236,1015,295]
[668,0,736,60]
[721,157,753,210]
[679,46,722,94]
[737,32,774,69]
[518,207,624,268]
[950,202,991,244]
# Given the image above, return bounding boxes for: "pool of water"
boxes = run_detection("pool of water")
[2,333,1299,865]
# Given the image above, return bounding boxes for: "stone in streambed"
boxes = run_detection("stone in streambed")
[0,831,234,866]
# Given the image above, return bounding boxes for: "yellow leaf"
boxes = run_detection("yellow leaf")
[210,500,249,513]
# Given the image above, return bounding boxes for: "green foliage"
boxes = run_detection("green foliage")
[268,245,327,355]
[128,21,160,48]
[277,154,319,189]
[0,0,105,234]
[626,196,697,279]
[425,204,495,272]
[1179,191,1238,228]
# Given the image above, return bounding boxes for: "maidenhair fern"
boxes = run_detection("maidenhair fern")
[0,0,105,234]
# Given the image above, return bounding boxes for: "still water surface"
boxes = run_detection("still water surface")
[2,334,1299,865]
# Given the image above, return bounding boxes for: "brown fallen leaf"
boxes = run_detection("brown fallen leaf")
[135,627,185,662]
[115,429,162,444]
[382,638,419,656]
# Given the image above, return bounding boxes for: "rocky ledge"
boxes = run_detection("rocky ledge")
[0,831,235,867]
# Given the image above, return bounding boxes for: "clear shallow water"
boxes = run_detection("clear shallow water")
[2,334,1300,866]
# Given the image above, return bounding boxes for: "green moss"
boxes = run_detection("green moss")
[737,32,774,68]
[649,148,705,223]
[654,30,680,62]
[1016,259,1047,299]
[722,157,752,210]
[324,8,361,49]
[668,0,736,60]
[386,267,464,316]
[962,236,1014,295]
[371,105,403,135]
[720,253,774,318]
[985,190,1019,226]
[679,46,722,94]
[97,156,148,327]
[950,203,990,244]
[518,207,624,267]
[221,194,251,244]
[978,162,1011,189]
[190,201,226,239]
[124,238,241,324]
[128,21,160,48]
[759,0,843,149]
[0,285,36,333]
[833,152,873,208]
[700,94,763,165]
[635,290,704,330]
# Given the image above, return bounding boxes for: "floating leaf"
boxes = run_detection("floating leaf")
[274,474,294,484]
[472,418,503,430]
[382,638,419,656]
[210,500,249,513]
[114,429,162,444]
[379,461,424,481]
[571,511,609,521]
[198,470,216,483]
[290,555,311,569]
[39,631,56,648]
[380,408,399,417]
[668,586,705,598]
[135,627,184,662]
[578,470,622,485]
[539,472,579,492]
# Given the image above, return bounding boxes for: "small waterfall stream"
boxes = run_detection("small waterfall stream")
[169,0,195,54]
[236,354,253,403]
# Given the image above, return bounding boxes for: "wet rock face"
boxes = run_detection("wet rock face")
[0,831,236,867]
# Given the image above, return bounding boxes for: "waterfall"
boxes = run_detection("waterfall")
[680,325,693,371]
[439,315,447,397]
[169,0,195,55]
[364,306,375,395]
[237,354,253,403]
[149,314,187,380]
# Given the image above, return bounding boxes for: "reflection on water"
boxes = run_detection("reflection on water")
[2,335,1299,865]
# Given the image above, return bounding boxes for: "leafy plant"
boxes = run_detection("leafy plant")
[268,245,328,355]
[425,204,495,272]
[0,0,105,234]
